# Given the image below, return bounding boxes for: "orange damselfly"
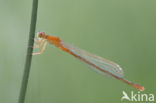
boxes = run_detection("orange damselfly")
[33,32,144,91]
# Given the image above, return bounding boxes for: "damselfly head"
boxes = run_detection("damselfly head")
[37,32,46,38]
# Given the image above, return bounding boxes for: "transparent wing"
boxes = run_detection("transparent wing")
[63,42,124,77]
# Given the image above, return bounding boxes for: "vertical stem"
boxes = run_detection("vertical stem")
[18,0,38,103]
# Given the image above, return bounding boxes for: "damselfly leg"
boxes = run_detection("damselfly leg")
[32,38,48,55]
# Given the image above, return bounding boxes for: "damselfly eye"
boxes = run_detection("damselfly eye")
[37,32,46,38]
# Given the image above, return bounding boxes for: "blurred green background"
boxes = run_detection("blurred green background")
[0,0,156,103]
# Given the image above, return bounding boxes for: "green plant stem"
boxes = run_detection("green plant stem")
[18,0,38,103]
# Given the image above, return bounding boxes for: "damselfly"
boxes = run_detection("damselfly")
[33,32,144,91]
